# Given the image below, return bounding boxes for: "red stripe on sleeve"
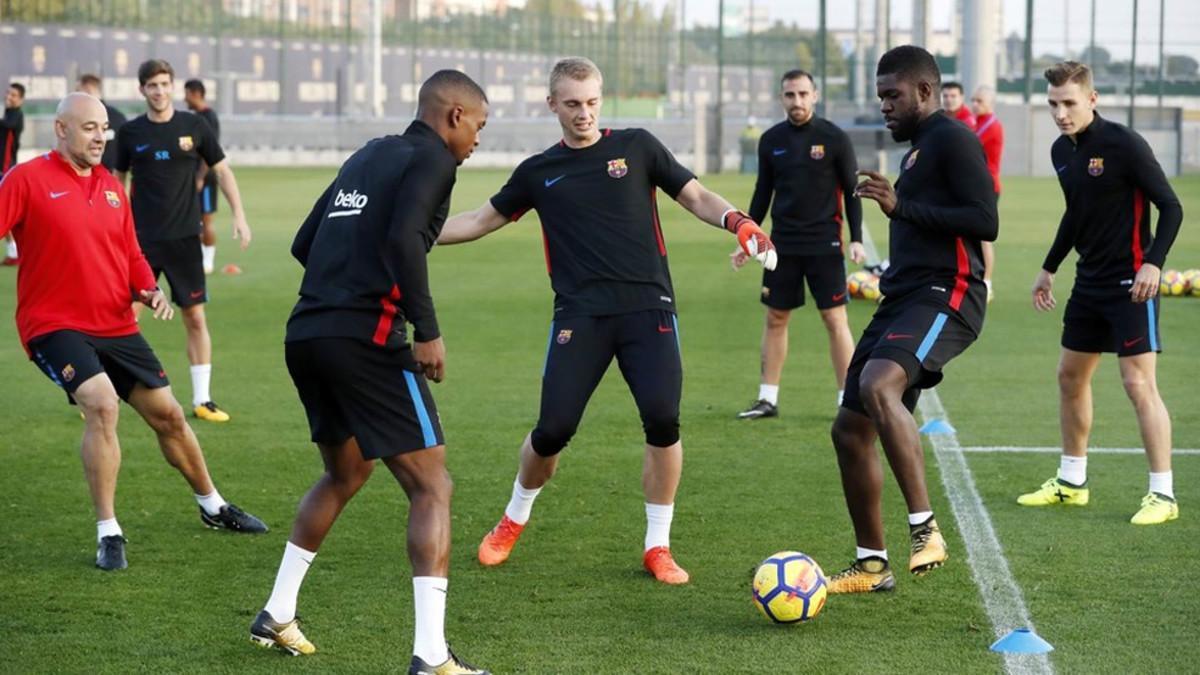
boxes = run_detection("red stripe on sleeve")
[650,188,667,256]
[948,237,970,311]
[372,284,402,345]
[1131,188,1144,272]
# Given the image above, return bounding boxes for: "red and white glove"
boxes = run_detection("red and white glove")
[723,209,777,271]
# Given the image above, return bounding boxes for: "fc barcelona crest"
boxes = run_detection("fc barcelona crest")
[61,364,76,382]
[556,329,573,344]
[810,144,825,160]
[178,135,194,152]
[104,190,120,208]
[904,149,920,170]
[606,158,628,179]
[1087,157,1104,177]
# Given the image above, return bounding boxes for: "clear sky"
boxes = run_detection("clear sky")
[655,0,1200,63]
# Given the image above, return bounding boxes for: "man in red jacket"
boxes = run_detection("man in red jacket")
[941,81,976,130]
[971,85,1004,301]
[0,93,267,571]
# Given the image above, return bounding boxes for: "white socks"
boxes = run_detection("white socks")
[1058,455,1088,486]
[758,384,779,405]
[194,490,227,517]
[190,364,212,407]
[644,502,674,551]
[264,541,316,624]
[837,389,844,406]
[201,244,216,272]
[503,478,542,525]
[1149,471,1174,498]
[856,546,887,561]
[412,577,449,665]
[908,511,933,526]
[5,240,16,258]
[97,518,122,542]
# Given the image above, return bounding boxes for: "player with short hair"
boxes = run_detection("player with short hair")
[2,82,26,265]
[1021,61,1183,526]
[0,93,267,571]
[970,85,1003,302]
[183,78,221,274]
[76,74,127,172]
[115,59,252,423]
[940,81,976,131]
[438,56,777,586]
[250,71,491,675]
[828,46,997,593]
[733,69,864,419]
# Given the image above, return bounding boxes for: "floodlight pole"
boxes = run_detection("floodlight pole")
[1022,0,1033,103]
[1089,0,1096,71]
[1157,0,1164,113]
[819,0,827,117]
[716,0,724,173]
[1129,0,1138,128]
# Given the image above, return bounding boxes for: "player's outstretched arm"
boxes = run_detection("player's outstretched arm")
[437,201,510,245]
[210,160,252,249]
[675,179,777,270]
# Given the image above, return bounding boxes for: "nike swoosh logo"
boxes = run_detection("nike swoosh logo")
[886,333,914,340]
[1055,165,1067,173]
[135,144,151,152]
[772,149,787,156]
[832,292,846,302]
[1123,337,1144,348]
[189,290,205,299]
[657,325,674,333]
[544,175,566,187]
[50,191,70,199]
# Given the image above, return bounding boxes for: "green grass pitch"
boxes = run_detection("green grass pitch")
[0,168,1196,673]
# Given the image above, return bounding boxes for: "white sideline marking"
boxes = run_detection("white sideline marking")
[859,225,1053,674]
[961,446,1200,456]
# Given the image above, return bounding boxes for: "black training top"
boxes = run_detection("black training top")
[490,128,696,318]
[115,111,224,242]
[749,116,862,256]
[1042,113,1183,289]
[286,121,455,348]
[884,111,998,331]
[194,107,220,188]
[100,102,127,172]
[0,106,23,174]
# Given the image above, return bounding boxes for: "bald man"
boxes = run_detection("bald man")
[250,71,490,675]
[0,93,267,571]
[971,85,1003,301]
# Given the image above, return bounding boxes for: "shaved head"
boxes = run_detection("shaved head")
[416,70,489,165]
[970,85,996,116]
[55,92,109,172]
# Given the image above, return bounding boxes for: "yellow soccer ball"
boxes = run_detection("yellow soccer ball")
[860,275,882,302]
[752,551,829,624]
[1180,269,1200,296]
[846,270,873,299]
[1160,269,1186,297]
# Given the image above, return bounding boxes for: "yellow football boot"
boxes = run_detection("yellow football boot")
[1130,492,1179,525]
[909,517,948,575]
[408,646,490,675]
[249,610,316,656]
[1017,476,1089,506]
[828,557,895,594]
[194,400,231,422]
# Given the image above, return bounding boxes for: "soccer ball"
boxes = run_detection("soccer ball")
[1160,269,1186,297]
[751,551,828,624]
[846,270,873,298]
[860,275,882,302]
[1181,269,1200,296]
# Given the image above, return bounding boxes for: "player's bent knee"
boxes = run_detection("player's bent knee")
[643,415,680,448]
[82,396,121,428]
[530,425,575,457]
[151,402,189,436]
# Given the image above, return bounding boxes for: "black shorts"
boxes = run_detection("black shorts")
[761,254,848,310]
[141,236,206,307]
[531,309,682,456]
[1062,286,1161,356]
[27,330,169,401]
[841,292,978,416]
[200,181,219,215]
[285,337,445,459]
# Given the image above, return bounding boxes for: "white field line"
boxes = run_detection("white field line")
[859,222,1053,674]
[961,446,1200,455]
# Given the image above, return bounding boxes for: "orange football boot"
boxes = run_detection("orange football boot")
[643,546,690,585]
[478,515,525,566]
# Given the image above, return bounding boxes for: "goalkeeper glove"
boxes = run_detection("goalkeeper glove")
[723,209,777,271]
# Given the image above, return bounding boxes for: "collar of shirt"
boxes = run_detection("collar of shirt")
[50,150,101,191]
[403,119,450,149]
[911,110,946,143]
[1073,111,1106,145]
